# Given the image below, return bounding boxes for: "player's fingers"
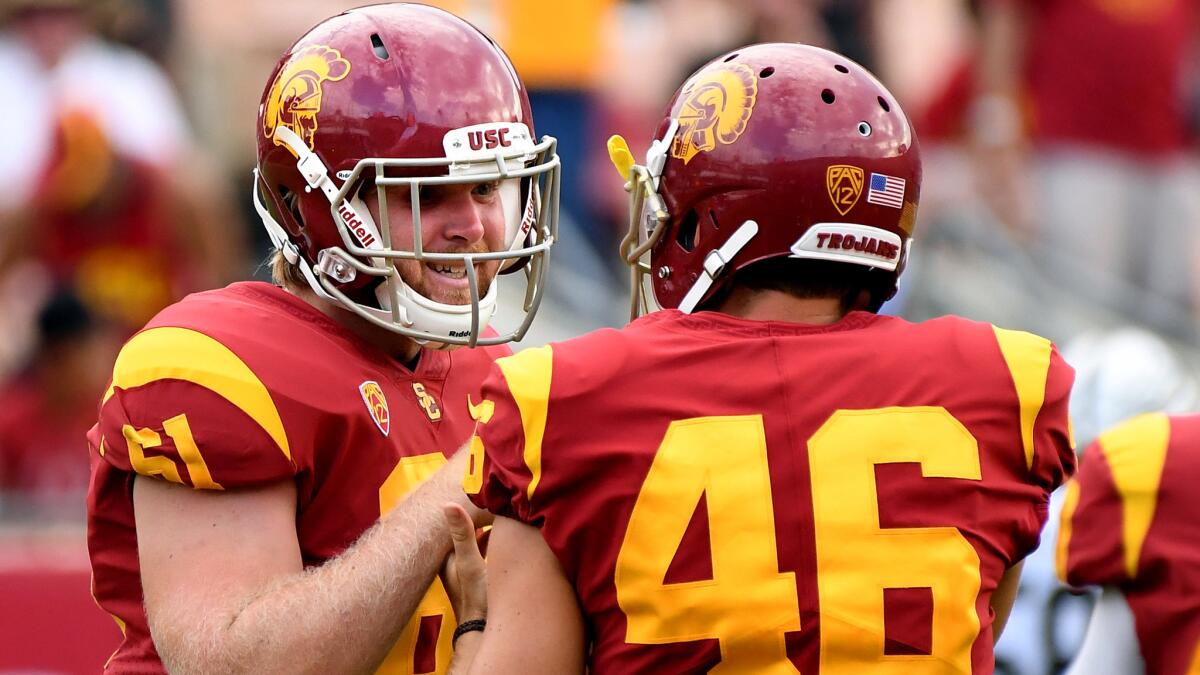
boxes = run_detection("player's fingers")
[444,503,483,562]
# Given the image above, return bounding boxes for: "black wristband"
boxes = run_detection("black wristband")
[453,618,487,646]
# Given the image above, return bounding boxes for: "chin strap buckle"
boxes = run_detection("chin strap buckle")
[677,220,760,313]
[316,249,357,284]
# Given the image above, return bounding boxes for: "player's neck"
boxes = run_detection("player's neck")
[287,285,423,365]
[712,288,852,325]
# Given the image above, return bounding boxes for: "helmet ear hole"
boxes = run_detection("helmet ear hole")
[279,186,304,226]
[676,209,700,252]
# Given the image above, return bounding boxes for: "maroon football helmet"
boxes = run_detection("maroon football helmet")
[254,3,559,346]
[609,43,920,316]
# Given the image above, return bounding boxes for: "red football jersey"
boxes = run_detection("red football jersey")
[1057,413,1200,674]
[87,281,508,674]
[466,309,1075,674]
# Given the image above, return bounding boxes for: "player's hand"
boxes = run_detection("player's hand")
[441,503,487,622]
[445,449,495,528]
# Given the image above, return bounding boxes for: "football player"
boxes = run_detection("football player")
[996,327,1200,674]
[443,43,1074,673]
[1058,411,1200,675]
[85,4,558,673]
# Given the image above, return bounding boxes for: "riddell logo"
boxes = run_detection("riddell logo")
[337,203,376,247]
[815,232,899,260]
[468,128,511,151]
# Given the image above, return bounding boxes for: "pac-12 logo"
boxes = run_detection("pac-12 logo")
[359,381,390,436]
[826,165,865,216]
[262,45,351,156]
[670,62,758,165]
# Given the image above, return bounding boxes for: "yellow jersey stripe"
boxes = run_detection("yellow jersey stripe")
[105,327,292,461]
[992,326,1053,471]
[1056,479,1081,583]
[496,346,554,501]
[1096,413,1171,579]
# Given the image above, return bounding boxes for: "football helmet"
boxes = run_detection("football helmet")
[609,43,919,316]
[253,3,559,346]
[1063,327,1200,448]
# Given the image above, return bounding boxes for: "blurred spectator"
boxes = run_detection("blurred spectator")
[0,1,250,523]
[971,0,1200,335]
[0,0,248,333]
[103,0,176,66]
[0,289,116,523]
[0,0,190,211]
[0,110,204,332]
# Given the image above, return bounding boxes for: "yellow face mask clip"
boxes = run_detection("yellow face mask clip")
[607,133,671,319]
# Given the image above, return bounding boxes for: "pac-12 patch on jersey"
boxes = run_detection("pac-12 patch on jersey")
[359,380,390,436]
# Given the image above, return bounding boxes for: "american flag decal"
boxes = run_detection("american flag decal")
[867,172,905,209]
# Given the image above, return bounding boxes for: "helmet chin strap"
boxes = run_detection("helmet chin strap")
[252,168,343,309]
[272,125,340,201]
[677,220,759,314]
[271,125,385,252]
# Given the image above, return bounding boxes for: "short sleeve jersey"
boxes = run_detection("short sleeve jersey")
[1057,413,1200,675]
[87,282,508,674]
[466,309,1075,674]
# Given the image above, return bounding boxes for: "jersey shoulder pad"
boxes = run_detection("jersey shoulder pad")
[464,345,556,521]
[988,324,1076,480]
[1058,413,1170,585]
[97,325,295,489]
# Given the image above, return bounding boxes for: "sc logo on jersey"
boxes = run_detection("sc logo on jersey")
[412,382,442,421]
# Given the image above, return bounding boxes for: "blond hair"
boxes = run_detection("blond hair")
[270,249,307,291]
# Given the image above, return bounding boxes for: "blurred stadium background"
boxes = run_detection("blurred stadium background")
[1,0,1198,672]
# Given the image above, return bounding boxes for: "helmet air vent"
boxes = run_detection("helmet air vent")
[759,67,775,78]
[834,64,850,73]
[370,33,390,60]
[878,96,891,112]
[723,52,739,62]
[821,89,836,104]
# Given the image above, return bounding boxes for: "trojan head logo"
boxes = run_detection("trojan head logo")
[670,63,758,165]
[411,382,442,422]
[359,381,390,436]
[826,165,864,216]
[263,45,351,157]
